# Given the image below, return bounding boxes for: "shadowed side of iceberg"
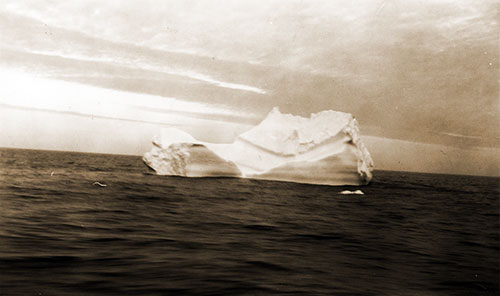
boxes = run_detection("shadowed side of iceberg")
[143,143,241,177]
[248,145,367,186]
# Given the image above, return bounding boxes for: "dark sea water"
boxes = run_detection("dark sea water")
[0,148,498,296]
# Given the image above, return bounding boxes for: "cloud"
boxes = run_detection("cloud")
[0,69,255,125]
[439,132,485,140]
[1,0,498,155]
[12,49,267,95]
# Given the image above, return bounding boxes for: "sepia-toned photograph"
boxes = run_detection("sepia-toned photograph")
[0,0,498,295]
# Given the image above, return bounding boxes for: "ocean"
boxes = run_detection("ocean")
[0,148,498,295]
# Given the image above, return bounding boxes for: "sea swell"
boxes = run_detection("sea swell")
[0,148,498,295]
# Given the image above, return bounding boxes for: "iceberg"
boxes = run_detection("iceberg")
[143,107,374,186]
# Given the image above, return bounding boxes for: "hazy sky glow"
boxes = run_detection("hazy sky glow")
[0,0,498,176]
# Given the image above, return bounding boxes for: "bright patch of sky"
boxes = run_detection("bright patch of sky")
[0,69,256,124]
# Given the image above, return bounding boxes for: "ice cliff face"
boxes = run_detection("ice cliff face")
[143,107,374,186]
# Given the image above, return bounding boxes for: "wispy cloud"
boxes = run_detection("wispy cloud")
[16,49,267,95]
[0,69,256,125]
[171,70,266,94]
[439,132,485,140]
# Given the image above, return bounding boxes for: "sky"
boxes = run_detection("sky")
[0,0,498,176]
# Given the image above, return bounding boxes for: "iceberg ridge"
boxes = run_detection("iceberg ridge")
[143,107,374,186]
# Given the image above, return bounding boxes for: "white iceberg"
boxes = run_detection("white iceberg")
[143,107,374,186]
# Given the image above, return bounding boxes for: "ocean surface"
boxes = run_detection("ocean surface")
[0,148,498,296]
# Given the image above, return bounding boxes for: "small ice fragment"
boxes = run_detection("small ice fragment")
[93,181,107,187]
[339,190,364,195]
